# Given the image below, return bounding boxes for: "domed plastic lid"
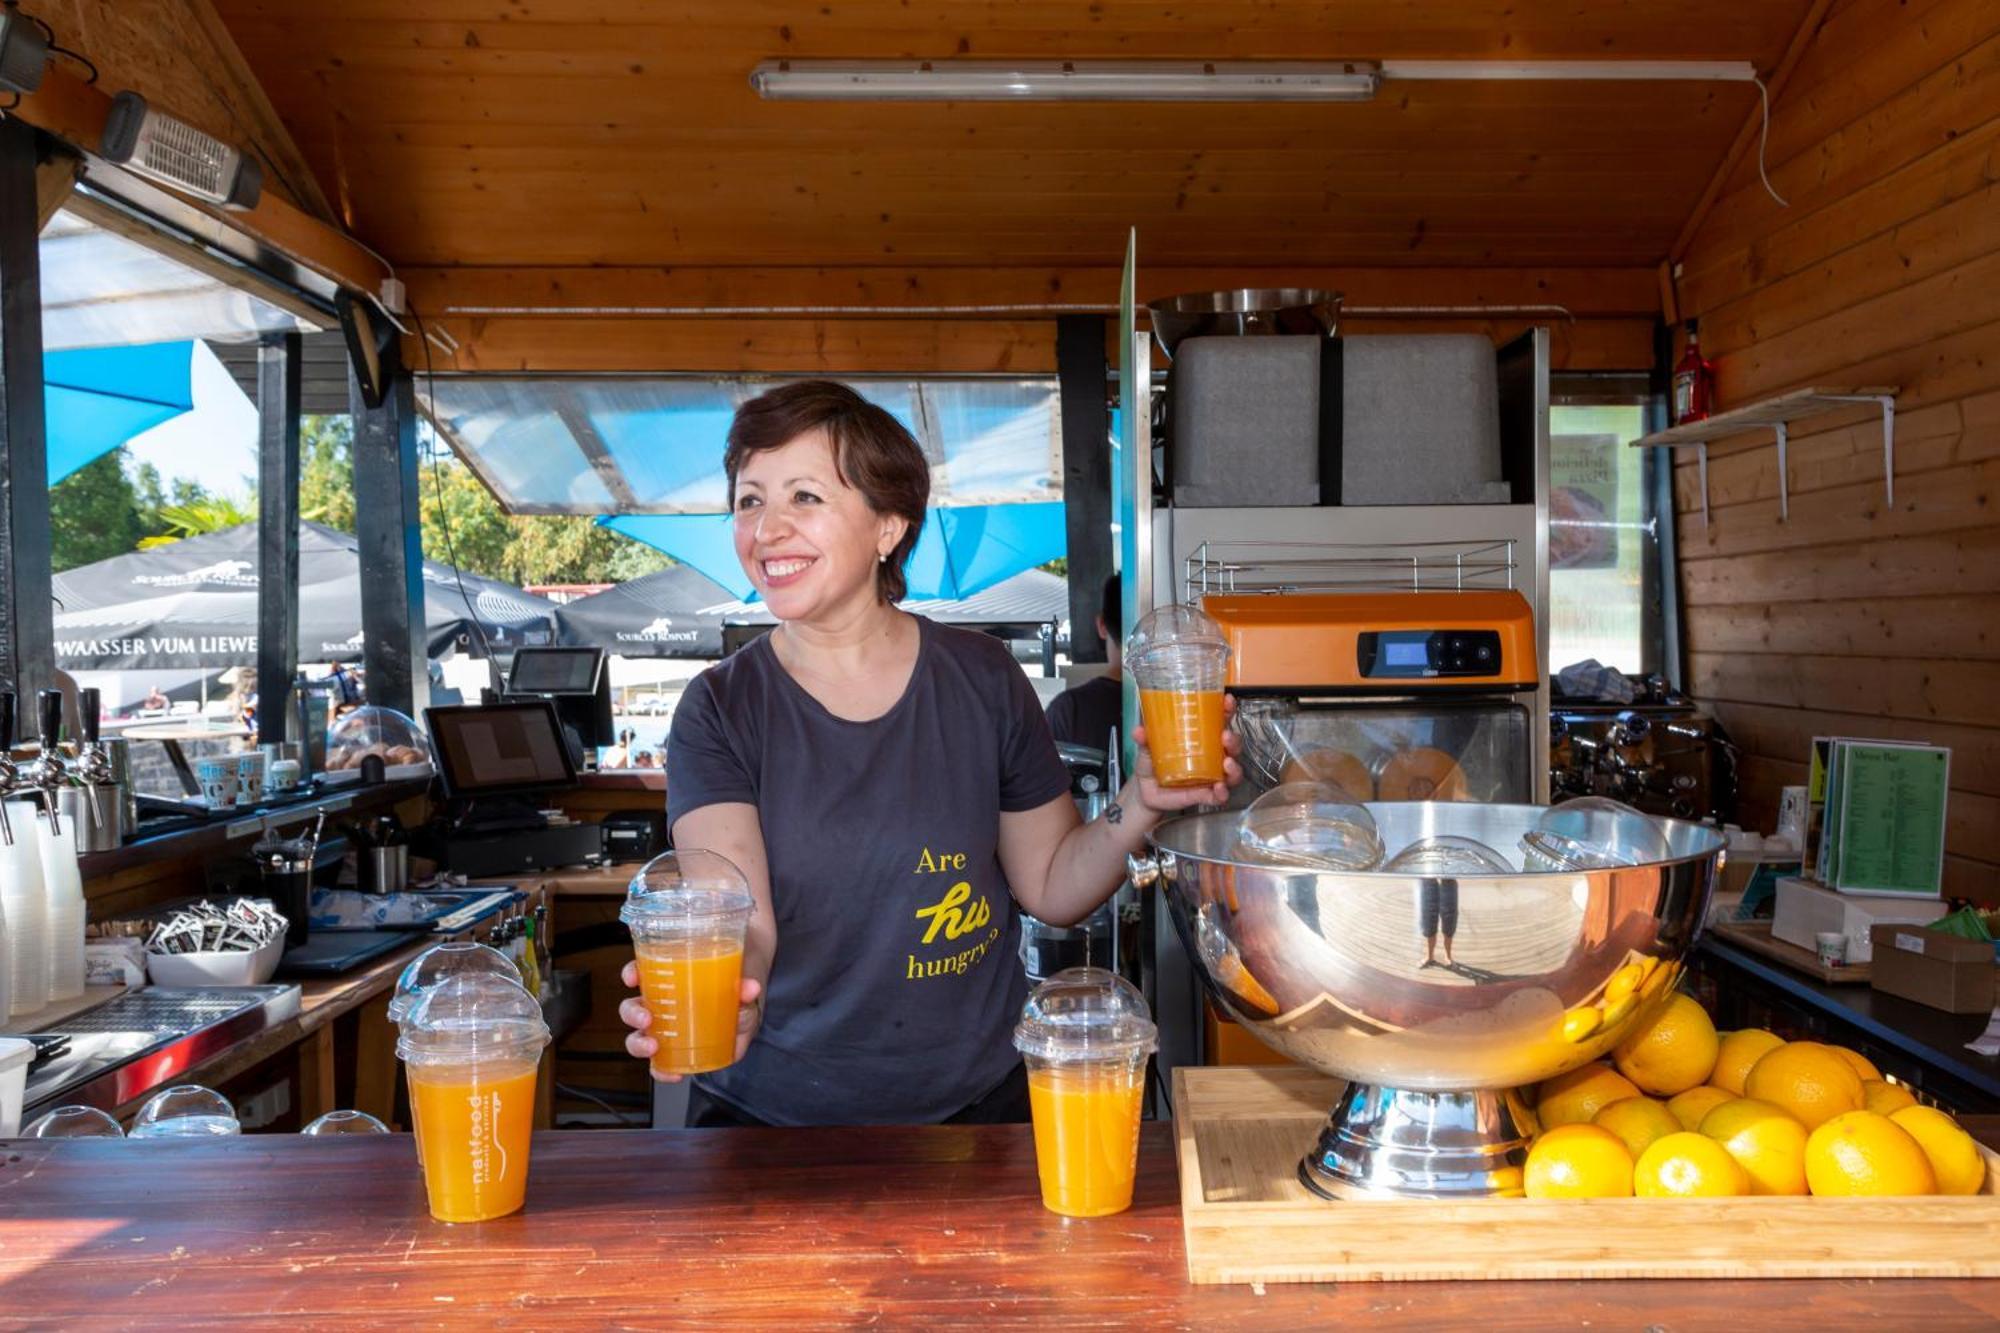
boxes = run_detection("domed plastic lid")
[131,1085,240,1138]
[620,850,754,933]
[1521,796,1672,871]
[1128,603,1228,655]
[325,705,433,777]
[396,973,549,1067]
[302,1109,390,1136]
[1013,966,1157,1063]
[1234,782,1383,871]
[25,1104,124,1138]
[388,940,522,1024]
[1126,605,1231,683]
[1383,835,1516,875]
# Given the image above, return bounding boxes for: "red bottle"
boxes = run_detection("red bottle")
[1671,320,1715,425]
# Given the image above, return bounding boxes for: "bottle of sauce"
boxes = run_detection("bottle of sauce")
[1672,319,1715,426]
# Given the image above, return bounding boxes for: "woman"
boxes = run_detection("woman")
[620,381,1238,1127]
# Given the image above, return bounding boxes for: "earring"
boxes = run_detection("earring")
[878,552,887,564]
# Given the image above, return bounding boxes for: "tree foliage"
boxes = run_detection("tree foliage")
[49,451,146,572]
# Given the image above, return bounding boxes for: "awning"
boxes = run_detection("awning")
[45,342,197,484]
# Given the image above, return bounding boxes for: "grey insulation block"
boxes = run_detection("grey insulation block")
[1341,335,1503,505]
[1170,335,1322,507]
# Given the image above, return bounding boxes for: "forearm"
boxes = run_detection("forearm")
[1026,778,1167,926]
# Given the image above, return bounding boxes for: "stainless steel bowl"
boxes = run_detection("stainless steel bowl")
[1145,288,1340,357]
[1130,802,1725,1198]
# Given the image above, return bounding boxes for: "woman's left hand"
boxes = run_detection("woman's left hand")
[1131,693,1244,813]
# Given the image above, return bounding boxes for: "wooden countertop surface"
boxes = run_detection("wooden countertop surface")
[5,1121,2000,1325]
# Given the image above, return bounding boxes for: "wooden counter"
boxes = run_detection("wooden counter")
[3,1122,2000,1323]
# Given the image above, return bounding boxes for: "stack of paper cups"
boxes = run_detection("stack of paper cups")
[39,805,86,1003]
[0,799,49,1016]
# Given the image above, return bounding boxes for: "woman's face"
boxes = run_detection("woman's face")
[732,429,906,623]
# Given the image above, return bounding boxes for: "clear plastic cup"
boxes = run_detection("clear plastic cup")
[1127,605,1231,789]
[620,850,755,1078]
[131,1085,239,1138]
[396,974,551,1223]
[25,1104,124,1138]
[1013,967,1157,1218]
[390,941,524,1163]
[1520,796,1671,871]
[1234,782,1384,871]
[1383,835,1515,875]
[302,1109,391,1136]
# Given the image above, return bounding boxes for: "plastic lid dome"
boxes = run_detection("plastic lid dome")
[620,850,755,937]
[1126,603,1230,670]
[1520,796,1672,871]
[1234,782,1384,871]
[130,1085,240,1138]
[324,705,432,777]
[25,1105,124,1138]
[302,1109,391,1136]
[396,973,549,1067]
[1013,967,1157,1063]
[1383,835,1516,875]
[389,940,522,1025]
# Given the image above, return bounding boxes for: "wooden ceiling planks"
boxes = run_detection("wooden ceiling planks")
[211,0,1812,271]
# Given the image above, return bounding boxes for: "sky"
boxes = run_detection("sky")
[121,341,259,499]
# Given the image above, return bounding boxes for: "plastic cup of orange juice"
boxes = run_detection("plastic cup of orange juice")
[1013,967,1158,1218]
[620,850,755,1078]
[1127,605,1231,788]
[389,941,523,1165]
[396,973,549,1223]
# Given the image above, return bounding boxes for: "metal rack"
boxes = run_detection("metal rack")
[1184,538,1518,601]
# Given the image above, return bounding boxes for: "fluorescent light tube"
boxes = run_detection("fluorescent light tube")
[750,59,1380,102]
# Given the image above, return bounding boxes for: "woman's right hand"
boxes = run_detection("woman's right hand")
[619,960,764,1082]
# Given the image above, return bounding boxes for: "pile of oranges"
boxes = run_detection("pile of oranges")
[1523,992,1988,1199]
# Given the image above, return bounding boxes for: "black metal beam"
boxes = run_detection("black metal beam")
[257,332,303,743]
[350,338,430,719]
[0,120,54,709]
[1056,315,1112,663]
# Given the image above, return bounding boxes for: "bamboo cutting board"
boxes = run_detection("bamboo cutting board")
[1173,1065,2000,1284]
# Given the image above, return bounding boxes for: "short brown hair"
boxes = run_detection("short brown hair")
[725,381,929,603]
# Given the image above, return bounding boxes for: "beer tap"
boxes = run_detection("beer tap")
[27,689,70,838]
[0,692,17,846]
[73,687,113,832]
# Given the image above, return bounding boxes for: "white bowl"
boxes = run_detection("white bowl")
[146,935,285,987]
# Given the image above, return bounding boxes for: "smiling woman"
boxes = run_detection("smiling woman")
[619,379,1243,1129]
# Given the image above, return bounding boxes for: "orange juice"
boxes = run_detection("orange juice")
[1027,1062,1145,1217]
[407,1061,539,1223]
[1139,688,1225,787]
[634,938,744,1075]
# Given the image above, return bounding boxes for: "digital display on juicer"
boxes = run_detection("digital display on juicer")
[1357,629,1504,679]
[1383,640,1428,668]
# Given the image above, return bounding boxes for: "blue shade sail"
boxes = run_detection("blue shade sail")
[602,500,1067,602]
[425,376,1061,515]
[44,342,197,484]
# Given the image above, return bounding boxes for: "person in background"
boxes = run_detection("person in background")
[1043,572,1124,758]
[142,684,169,713]
[632,749,658,769]
[603,727,637,768]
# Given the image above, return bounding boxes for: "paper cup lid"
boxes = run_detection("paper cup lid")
[620,849,754,926]
[396,973,548,1065]
[1013,966,1157,1062]
[389,940,522,1024]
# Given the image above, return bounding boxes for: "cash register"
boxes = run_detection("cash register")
[420,699,606,877]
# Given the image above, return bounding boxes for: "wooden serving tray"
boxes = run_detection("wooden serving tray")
[1172,1065,2000,1284]
[1709,919,1873,984]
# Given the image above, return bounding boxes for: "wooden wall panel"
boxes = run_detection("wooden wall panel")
[1674,0,2000,901]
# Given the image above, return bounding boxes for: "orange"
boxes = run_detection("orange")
[1633,1131,1750,1198]
[1744,1041,1864,1130]
[1612,994,1719,1096]
[1861,1079,1918,1117]
[1710,1029,1785,1097]
[1666,1085,1735,1132]
[1524,1124,1635,1199]
[1890,1105,1987,1196]
[1593,1096,1682,1160]
[1537,1063,1643,1129]
[1805,1111,1936,1196]
[1697,1098,1809,1196]
[1828,1046,1882,1082]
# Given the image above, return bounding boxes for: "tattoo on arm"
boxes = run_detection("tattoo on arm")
[1104,801,1123,826]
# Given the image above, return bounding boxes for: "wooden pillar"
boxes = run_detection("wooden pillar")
[349,339,429,719]
[257,332,303,743]
[0,119,54,708]
[1057,315,1112,664]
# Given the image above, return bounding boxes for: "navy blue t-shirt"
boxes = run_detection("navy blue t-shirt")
[666,615,1071,1125]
